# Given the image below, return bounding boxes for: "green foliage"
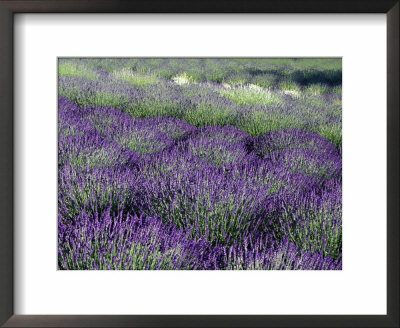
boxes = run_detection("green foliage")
[278,80,301,92]
[90,91,131,108]
[113,68,159,86]
[318,124,342,148]
[59,87,130,109]
[239,111,298,136]
[184,103,236,127]
[332,85,342,96]
[59,61,97,79]
[306,83,331,95]
[220,85,282,106]
[125,99,186,120]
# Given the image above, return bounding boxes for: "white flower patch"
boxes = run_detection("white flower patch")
[172,72,196,85]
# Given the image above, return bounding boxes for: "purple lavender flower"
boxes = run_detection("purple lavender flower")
[58,58,342,270]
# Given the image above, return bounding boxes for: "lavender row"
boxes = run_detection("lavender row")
[59,208,341,270]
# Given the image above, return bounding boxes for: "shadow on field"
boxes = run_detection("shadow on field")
[291,69,342,86]
[245,68,342,87]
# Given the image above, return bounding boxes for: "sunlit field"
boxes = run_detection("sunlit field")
[58,58,342,270]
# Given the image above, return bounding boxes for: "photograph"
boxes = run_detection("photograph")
[57,58,342,270]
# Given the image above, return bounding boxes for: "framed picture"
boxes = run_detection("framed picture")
[1,1,398,327]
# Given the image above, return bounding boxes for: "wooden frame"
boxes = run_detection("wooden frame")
[0,1,398,327]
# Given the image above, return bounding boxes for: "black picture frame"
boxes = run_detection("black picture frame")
[0,1,398,327]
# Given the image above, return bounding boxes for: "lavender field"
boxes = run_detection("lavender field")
[58,58,342,270]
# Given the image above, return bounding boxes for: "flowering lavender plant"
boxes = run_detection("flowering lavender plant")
[58,58,342,270]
